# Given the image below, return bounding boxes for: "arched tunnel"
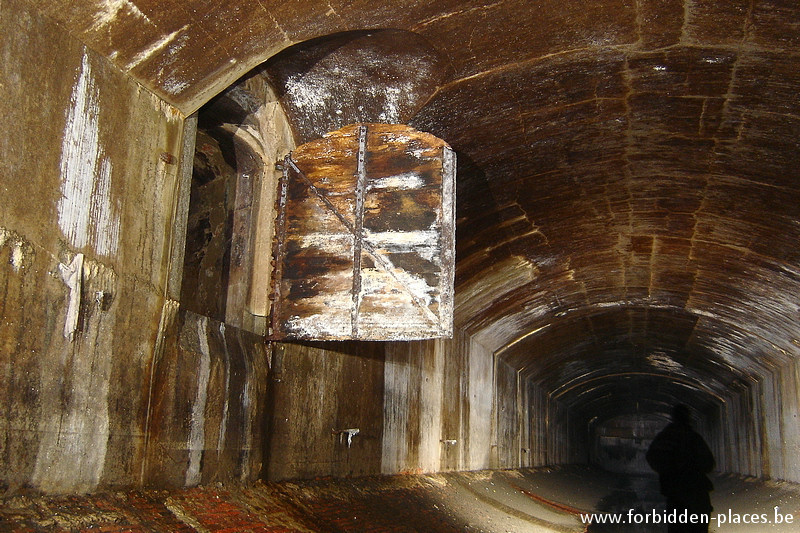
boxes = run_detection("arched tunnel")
[2,1,800,531]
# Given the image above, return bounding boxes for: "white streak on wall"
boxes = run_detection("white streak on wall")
[58,53,97,250]
[217,323,230,453]
[418,341,444,472]
[239,371,253,481]
[298,233,353,250]
[90,159,119,257]
[381,345,410,473]
[32,256,114,493]
[646,351,685,373]
[467,338,493,470]
[10,243,23,272]
[58,53,120,257]
[124,25,188,71]
[157,31,192,97]
[377,86,402,123]
[186,317,211,486]
[90,0,150,31]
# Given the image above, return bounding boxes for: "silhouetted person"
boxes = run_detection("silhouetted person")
[646,404,715,533]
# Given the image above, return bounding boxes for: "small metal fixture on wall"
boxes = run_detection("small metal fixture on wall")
[270,123,455,340]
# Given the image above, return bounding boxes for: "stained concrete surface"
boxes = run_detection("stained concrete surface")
[2,467,799,532]
[4,0,800,501]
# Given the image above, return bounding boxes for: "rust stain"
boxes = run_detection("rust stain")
[270,123,455,340]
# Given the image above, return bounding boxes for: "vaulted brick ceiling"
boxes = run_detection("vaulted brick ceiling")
[36,0,800,421]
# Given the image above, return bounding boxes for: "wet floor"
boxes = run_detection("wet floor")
[451,467,800,533]
[2,467,799,532]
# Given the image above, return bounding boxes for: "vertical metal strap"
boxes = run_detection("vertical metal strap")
[269,155,291,337]
[439,146,456,336]
[351,125,368,337]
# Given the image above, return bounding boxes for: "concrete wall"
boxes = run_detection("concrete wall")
[0,0,187,492]
[0,0,274,493]
[777,360,800,481]
[0,0,523,493]
[709,358,800,482]
[7,0,798,496]
[143,310,269,488]
[495,360,521,469]
[382,340,442,474]
[266,331,519,481]
[265,340,386,480]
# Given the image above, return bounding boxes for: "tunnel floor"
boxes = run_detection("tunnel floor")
[2,467,799,532]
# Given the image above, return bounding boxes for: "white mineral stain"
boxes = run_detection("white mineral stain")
[90,159,119,257]
[217,323,230,453]
[90,0,150,32]
[125,25,188,71]
[646,351,685,373]
[370,172,425,190]
[58,53,120,257]
[186,316,212,486]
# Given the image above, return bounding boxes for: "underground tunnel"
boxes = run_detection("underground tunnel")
[2,0,800,531]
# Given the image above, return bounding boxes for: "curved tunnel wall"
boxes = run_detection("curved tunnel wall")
[1,0,799,493]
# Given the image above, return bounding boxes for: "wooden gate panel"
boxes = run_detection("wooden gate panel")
[271,123,455,340]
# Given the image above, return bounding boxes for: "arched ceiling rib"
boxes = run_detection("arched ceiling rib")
[33,0,800,415]
[557,374,723,427]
